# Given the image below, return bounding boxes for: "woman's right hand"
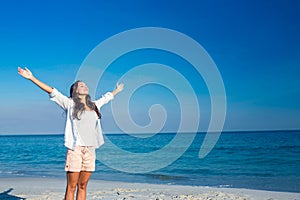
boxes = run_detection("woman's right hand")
[18,67,34,80]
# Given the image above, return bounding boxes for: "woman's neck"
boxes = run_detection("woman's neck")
[78,95,86,103]
[78,95,93,111]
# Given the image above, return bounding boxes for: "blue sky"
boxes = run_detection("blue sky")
[0,0,299,134]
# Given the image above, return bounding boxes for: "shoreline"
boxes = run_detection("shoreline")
[0,177,299,200]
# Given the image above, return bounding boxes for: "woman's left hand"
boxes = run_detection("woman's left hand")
[112,83,124,96]
[116,83,124,92]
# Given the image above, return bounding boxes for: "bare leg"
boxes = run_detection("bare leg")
[76,171,92,200]
[65,172,80,200]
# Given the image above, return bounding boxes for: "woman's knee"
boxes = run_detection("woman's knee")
[67,182,77,191]
[77,181,88,190]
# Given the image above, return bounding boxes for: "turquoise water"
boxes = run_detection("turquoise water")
[0,131,299,192]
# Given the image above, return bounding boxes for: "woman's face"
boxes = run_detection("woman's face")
[76,82,89,95]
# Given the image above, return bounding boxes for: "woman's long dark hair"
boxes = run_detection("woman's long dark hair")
[70,81,101,119]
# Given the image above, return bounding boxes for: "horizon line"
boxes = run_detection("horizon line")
[1,129,299,136]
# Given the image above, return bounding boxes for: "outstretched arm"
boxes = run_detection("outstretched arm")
[94,83,124,108]
[111,83,124,96]
[18,67,53,94]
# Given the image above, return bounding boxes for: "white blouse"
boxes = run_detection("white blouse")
[49,88,114,150]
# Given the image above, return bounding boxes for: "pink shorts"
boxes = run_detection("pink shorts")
[65,146,96,172]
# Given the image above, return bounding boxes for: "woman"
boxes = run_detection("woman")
[18,67,124,200]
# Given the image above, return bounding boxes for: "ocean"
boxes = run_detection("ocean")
[0,131,299,193]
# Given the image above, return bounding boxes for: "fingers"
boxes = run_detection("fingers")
[116,82,124,87]
[18,66,25,72]
[118,83,124,92]
[18,66,31,74]
[17,66,24,74]
[17,66,32,79]
[18,66,29,70]
[115,82,124,92]
[116,82,121,88]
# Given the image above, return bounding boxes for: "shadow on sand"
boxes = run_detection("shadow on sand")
[0,188,26,200]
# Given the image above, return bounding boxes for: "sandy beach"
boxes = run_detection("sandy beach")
[0,177,299,200]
